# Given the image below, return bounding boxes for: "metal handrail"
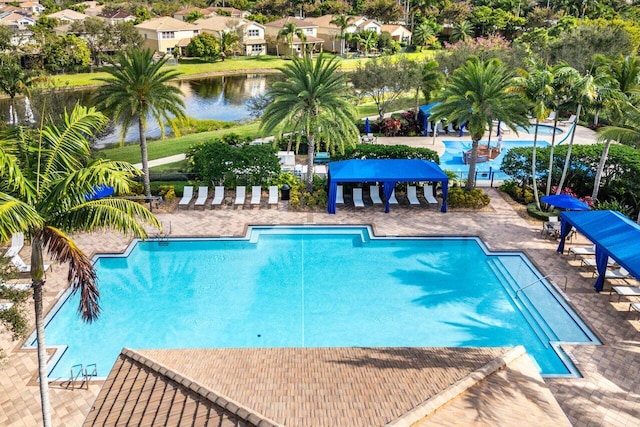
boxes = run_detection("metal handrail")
[515,274,569,297]
[69,364,83,390]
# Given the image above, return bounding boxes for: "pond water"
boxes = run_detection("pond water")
[0,74,275,148]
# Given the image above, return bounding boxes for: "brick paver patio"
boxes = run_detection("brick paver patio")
[1,188,639,426]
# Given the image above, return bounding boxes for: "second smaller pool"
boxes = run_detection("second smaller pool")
[515,124,563,136]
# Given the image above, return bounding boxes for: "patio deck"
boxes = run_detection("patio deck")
[1,187,639,426]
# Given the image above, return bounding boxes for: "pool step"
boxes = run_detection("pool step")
[487,257,557,346]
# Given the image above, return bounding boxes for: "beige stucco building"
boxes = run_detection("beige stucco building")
[263,17,324,57]
[135,16,200,55]
[196,16,266,56]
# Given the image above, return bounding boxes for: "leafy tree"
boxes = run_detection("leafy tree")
[436,35,527,74]
[42,34,91,73]
[133,5,152,23]
[421,60,445,103]
[431,57,529,190]
[0,54,38,125]
[361,0,403,23]
[261,54,359,191]
[277,22,306,57]
[93,49,186,197]
[330,14,350,56]
[350,56,415,119]
[187,33,220,60]
[0,104,159,427]
[187,138,280,186]
[440,1,473,26]
[0,25,14,51]
[184,10,205,23]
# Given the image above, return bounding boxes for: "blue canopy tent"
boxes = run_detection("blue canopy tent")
[327,159,449,214]
[557,210,640,292]
[418,103,440,136]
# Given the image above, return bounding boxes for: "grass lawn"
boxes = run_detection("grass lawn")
[53,52,435,88]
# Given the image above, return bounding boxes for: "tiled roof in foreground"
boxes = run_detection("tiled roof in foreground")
[84,346,570,426]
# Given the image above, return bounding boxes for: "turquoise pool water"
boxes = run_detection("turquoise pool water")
[441,140,551,181]
[516,124,563,136]
[33,226,598,379]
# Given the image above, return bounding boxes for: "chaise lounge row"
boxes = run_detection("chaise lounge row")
[339,184,439,207]
[179,185,279,209]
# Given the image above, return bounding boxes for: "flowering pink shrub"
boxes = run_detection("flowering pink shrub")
[550,186,594,207]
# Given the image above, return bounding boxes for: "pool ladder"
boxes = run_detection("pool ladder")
[515,274,569,298]
[68,363,97,390]
[156,221,171,246]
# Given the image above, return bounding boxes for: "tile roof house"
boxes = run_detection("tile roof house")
[381,24,412,43]
[84,346,571,426]
[208,6,250,19]
[98,9,135,25]
[135,16,200,55]
[19,1,44,15]
[263,17,324,57]
[173,7,213,21]
[0,11,36,29]
[196,16,266,56]
[47,9,89,22]
[305,15,383,54]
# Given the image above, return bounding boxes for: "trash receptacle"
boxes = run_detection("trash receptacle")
[281,184,291,201]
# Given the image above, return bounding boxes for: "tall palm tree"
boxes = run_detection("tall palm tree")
[513,62,554,210]
[92,48,186,197]
[431,57,529,190]
[0,104,159,427]
[556,69,604,194]
[277,22,306,57]
[413,21,437,51]
[261,53,359,192]
[450,21,473,42]
[330,15,351,56]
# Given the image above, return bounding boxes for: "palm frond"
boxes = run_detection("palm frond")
[0,194,42,242]
[41,227,99,322]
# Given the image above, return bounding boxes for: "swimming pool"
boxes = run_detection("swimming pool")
[516,124,563,136]
[441,140,550,181]
[31,226,598,379]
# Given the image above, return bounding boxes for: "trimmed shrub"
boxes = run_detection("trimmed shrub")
[446,186,490,209]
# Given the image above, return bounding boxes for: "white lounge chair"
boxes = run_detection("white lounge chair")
[583,257,616,268]
[336,185,344,204]
[569,244,595,258]
[544,111,556,122]
[234,186,246,206]
[388,189,398,204]
[0,302,14,311]
[0,281,31,291]
[11,255,49,274]
[407,186,420,205]
[178,186,193,208]
[629,302,640,316]
[369,185,382,204]
[211,186,225,206]
[194,186,208,208]
[610,286,640,301]
[4,232,24,258]
[250,186,262,205]
[560,114,576,126]
[603,267,629,280]
[353,188,365,207]
[268,186,278,205]
[424,185,438,204]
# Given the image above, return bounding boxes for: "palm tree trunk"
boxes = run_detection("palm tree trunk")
[466,139,479,191]
[10,97,18,125]
[556,104,581,194]
[592,139,612,200]
[31,236,52,427]
[544,114,559,197]
[306,133,315,192]
[138,118,152,197]
[532,121,541,211]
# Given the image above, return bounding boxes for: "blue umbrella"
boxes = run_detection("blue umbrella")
[540,194,590,211]
[364,117,371,134]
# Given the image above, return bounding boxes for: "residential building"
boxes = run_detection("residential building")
[263,17,324,57]
[19,1,44,15]
[135,16,200,55]
[81,1,105,17]
[305,15,383,53]
[381,24,412,43]
[196,16,266,56]
[0,11,36,29]
[47,9,89,23]
[98,9,135,25]
[173,7,213,22]
[208,7,250,19]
